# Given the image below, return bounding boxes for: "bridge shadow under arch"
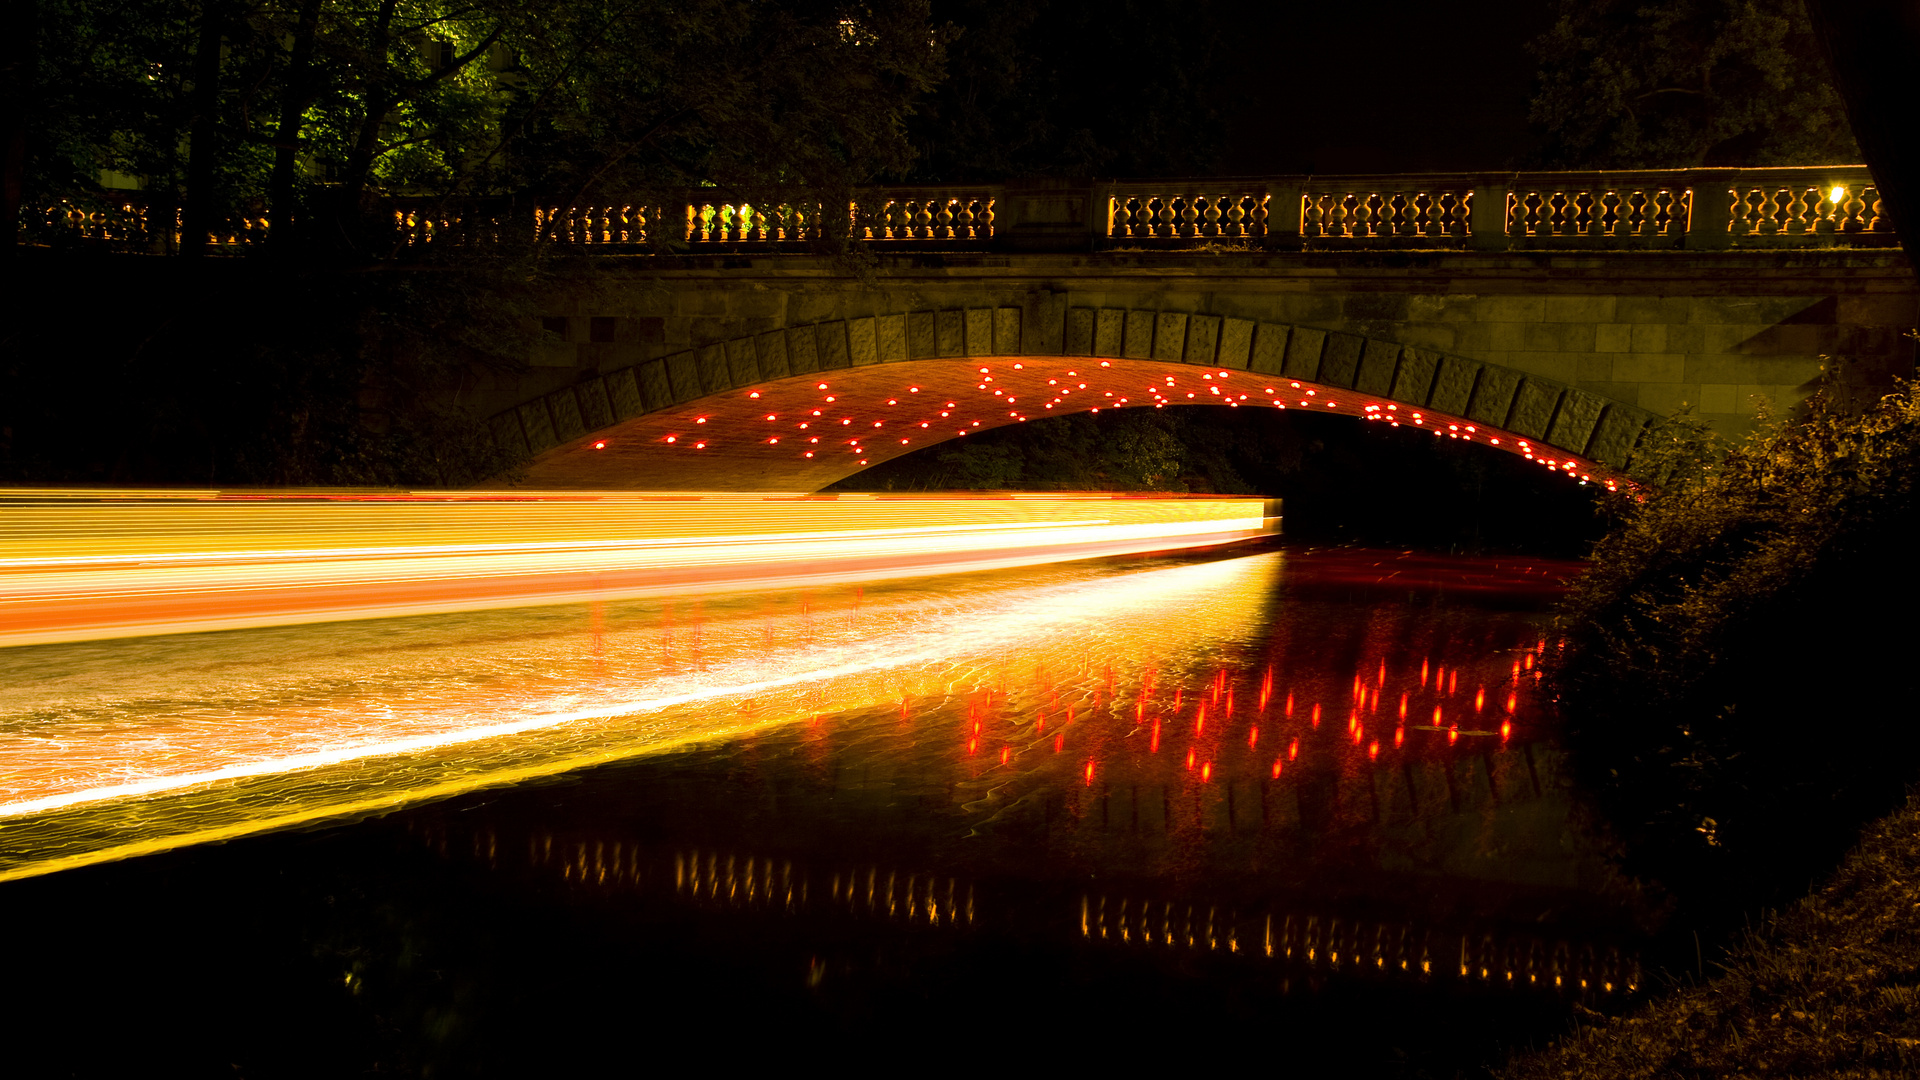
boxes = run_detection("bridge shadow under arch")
[490,307,1658,491]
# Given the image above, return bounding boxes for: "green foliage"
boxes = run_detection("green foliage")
[1528,0,1860,167]
[1547,371,1920,905]
[19,0,946,254]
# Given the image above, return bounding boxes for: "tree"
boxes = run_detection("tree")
[1546,374,1920,909]
[902,0,1227,181]
[15,0,946,257]
[1528,0,1859,168]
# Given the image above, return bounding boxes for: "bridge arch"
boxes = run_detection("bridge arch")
[490,304,1658,490]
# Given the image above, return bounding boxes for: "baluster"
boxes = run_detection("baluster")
[1201,194,1223,237]
[1329,193,1352,239]
[1785,186,1812,236]
[1866,187,1886,231]
[1300,193,1322,238]
[1729,187,1754,238]
[1350,193,1374,238]
[1756,187,1781,235]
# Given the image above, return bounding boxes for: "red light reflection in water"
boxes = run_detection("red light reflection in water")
[0,546,1578,884]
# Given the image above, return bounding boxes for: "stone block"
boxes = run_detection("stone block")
[908,311,937,359]
[1343,293,1410,321]
[1065,308,1096,356]
[1837,293,1916,326]
[605,367,645,419]
[666,351,704,402]
[725,337,761,386]
[1283,326,1326,380]
[695,343,730,393]
[1428,355,1479,413]
[1594,323,1632,352]
[787,327,820,375]
[1154,312,1189,361]
[1466,365,1521,427]
[1246,323,1288,376]
[728,290,786,320]
[488,412,529,456]
[535,340,582,369]
[815,321,851,370]
[1479,296,1547,322]
[1587,405,1651,467]
[1511,353,1576,382]
[638,359,673,411]
[1615,354,1686,383]
[1318,332,1364,387]
[846,317,878,368]
[994,307,1022,354]
[1575,355,1615,381]
[1506,379,1561,440]
[754,330,791,380]
[1629,324,1668,353]
[1692,297,1807,325]
[1218,318,1255,369]
[1355,338,1401,395]
[1544,295,1616,323]
[1124,310,1155,359]
[1023,292,1066,355]
[1267,292,1342,325]
[1395,324,1457,353]
[1390,348,1439,404]
[874,314,907,363]
[965,308,994,356]
[1615,296,1692,324]
[1637,383,1699,417]
[1660,324,1704,353]
[518,401,558,452]
[576,378,613,430]
[1699,383,1737,413]
[1095,309,1124,357]
[1488,322,1531,352]
[936,310,964,357]
[1545,388,1604,453]
[1523,323,1582,351]
[1185,314,1221,365]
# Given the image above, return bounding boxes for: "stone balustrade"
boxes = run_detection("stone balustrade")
[28,166,1892,254]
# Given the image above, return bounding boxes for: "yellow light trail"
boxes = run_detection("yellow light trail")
[0,490,1277,647]
[0,550,1283,882]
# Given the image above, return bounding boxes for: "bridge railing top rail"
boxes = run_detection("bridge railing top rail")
[28,166,1892,255]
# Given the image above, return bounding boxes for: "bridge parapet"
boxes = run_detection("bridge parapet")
[35,166,1892,255]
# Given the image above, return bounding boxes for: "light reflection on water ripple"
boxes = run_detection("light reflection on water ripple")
[0,550,1280,880]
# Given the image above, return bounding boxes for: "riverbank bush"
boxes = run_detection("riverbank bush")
[1547,372,1920,913]
[1501,786,1920,1078]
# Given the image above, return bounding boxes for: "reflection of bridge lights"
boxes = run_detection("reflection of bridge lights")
[593,441,606,450]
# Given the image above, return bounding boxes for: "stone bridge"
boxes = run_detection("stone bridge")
[466,167,1915,490]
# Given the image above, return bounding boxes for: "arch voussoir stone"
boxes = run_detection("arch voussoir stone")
[492,301,1657,488]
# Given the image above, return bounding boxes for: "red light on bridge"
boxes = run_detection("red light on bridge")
[592,441,606,450]
[664,435,677,443]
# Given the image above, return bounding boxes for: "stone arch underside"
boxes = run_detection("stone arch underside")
[490,303,1657,491]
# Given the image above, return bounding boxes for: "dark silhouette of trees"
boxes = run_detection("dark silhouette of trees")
[1528,0,1859,168]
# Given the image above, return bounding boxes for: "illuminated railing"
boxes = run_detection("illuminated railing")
[27,166,1890,254]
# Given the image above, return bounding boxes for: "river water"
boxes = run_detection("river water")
[0,544,1651,1076]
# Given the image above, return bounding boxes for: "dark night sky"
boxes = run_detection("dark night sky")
[1210,0,1555,175]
